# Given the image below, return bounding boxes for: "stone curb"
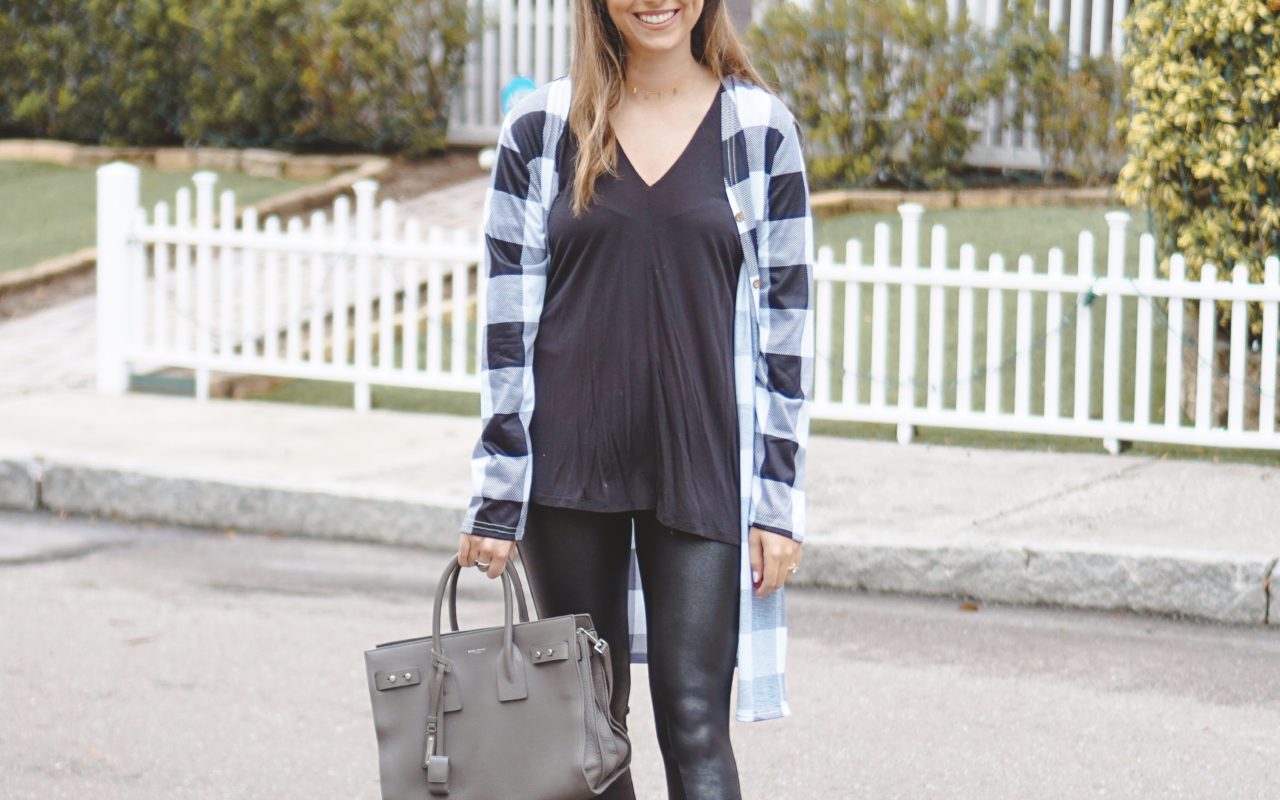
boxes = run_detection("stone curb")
[1,454,1275,626]
[800,536,1277,626]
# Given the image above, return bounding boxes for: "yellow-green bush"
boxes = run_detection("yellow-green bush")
[1117,0,1280,338]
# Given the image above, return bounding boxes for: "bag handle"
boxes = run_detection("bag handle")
[446,558,532,632]
[424,559,530,786]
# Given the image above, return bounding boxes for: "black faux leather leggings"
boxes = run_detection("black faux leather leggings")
[516,501,743,800]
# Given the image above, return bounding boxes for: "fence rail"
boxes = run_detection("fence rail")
[96,162,1280,453]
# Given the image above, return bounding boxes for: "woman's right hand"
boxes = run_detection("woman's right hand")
[457,533,518,579]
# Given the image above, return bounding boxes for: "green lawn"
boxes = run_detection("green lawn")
[814,204,1157,275]
[232,203,1279,467]
[0,160,317,273]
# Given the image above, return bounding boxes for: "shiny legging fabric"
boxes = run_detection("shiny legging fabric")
[516,501,743,800]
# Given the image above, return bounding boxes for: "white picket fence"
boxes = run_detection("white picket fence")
[95,162,483,413]
[96,162,1280,452]
[815,206,1280,453]
[449,0,1132,171]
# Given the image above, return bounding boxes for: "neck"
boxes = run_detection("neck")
[624,45,702,93]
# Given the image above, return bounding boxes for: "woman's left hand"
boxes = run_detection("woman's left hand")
[749,526,802,598]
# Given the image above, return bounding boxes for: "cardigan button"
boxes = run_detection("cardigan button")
[752,278,761,288]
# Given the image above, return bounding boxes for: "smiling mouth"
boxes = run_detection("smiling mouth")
[635,8,678,25]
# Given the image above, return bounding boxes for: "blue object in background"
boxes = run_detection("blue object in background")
[501,76,538,116]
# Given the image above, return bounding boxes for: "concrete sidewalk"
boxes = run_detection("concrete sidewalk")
[1,389,1276,625]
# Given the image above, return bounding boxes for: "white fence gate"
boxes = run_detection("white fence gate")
[96,162,1280,452]
[448,0,1133,171]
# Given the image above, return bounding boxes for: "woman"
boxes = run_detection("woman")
[457,0,814,796]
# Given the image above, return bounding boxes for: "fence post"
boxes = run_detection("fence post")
[1262,257,1279,435]
[1102,210,1130,454]
[814,245,834,406]
[870,222,891,410]
[1073,231,1095,424]
[193,171,217,401]
[472,226,485,378]
[1134,233,1156,428]
[353,179,377,413]
[1164,253,1186,427]
[1227,263,1249,433]
[96,161,141,395]
[897,203,923,444]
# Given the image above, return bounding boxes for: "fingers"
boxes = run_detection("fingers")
[482,543,508,579]
[750,526,802,598]
[760,542,785,597]
[458,534,514,579]
[749,528,765,592]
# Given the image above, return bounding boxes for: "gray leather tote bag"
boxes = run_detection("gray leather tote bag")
[365,558,632,798]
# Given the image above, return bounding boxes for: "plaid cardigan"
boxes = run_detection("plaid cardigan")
[460,73,814,723]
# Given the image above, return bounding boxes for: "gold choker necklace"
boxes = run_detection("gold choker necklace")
[630,83,678,98]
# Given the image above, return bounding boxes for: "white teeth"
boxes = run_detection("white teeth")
[637,10,676,24]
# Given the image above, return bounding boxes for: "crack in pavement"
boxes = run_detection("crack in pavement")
[962,457,1160,533]
[201,579,336,598]
[0,539,134,566]
[1265,558,1277,625]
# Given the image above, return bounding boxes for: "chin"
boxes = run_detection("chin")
[628,34,685,55]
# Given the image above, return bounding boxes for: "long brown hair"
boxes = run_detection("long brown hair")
[567,0,768,216]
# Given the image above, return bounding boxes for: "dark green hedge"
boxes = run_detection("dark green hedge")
[0,0,474,155]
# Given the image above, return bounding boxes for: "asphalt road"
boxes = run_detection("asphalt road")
[1,509,1277,799]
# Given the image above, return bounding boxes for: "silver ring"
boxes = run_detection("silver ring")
[475,560,491,569]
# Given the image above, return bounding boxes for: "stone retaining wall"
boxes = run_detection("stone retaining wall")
[811,185,1119,216]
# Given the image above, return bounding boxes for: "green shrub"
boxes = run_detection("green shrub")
[0,0,189,144]
[181,0,311,148]
[889,0,1006,189]
[0,2,88,139]
[297,0,473,156]
[1116,0,1280,338]
[0,0,475,154]
[747,0,1003,190]
[747,0,1130,191]
[992,0,1127,186]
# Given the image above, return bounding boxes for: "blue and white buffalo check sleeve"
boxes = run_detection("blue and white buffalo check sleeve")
[458,93,562,542]
[746,115,814,544]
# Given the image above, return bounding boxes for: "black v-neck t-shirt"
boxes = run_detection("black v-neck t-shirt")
[527,85,744,546]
